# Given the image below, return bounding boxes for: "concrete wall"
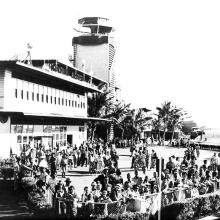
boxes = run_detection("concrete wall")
[10,124,87,156]
[0,116,11,158]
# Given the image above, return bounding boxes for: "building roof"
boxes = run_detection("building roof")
[0,60,107,93]
[78,17,114,33]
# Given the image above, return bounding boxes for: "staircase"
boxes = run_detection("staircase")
[0,180,33,219]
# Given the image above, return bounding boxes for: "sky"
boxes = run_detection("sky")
[0,0,220,128]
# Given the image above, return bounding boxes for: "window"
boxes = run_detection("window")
[62,98,64,105]
[32,92,34,101]
[26,91,29,100]
[46,95,48,103]
[75,101,77,107]
[15,89,17,98]
[72,100,74,107]
[79,126,85,132]
[83,103,85,108]
[51,96,53,104]
[21,90,23,99]
[58,98,60,105]
[42,94,44,102]
[81,102,83,108]
[37,93,39,102]
[23,136,27,143]
[69,100,71,106]
[54,97,56,105]
[17,135,22,143]
[65,99,67,106]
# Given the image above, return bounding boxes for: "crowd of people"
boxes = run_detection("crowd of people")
[8,137,220,217]
[12,139,120,179]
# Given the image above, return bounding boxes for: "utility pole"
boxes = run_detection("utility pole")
[158,157,162,220]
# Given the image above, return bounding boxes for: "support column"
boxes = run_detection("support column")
[0,115,11,158]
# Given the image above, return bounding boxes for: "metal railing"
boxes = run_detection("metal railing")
[55,199,126,216]
[43,182,220,217]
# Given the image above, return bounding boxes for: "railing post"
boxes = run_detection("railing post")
[58,200,61,215]
[104,203,108,216]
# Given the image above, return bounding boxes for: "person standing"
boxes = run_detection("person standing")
[131,150,138,169]
[65,186,79,218]
[80,146,85,167]
[111,150,119,169]
[60,155,68,178]
[77,147,81,167]
[72,145,78,168]
[49,153,57,177]
[217,153,220,173]
[211,153,218,171]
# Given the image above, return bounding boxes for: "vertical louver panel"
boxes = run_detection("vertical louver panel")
[109,44,115,71]
[73,44,77,68]
[108,44,116,141]
[0,68,5,108]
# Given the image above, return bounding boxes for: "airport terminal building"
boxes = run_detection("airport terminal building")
[0,59,107,158]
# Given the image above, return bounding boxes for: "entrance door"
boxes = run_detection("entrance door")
[67,134,73,145]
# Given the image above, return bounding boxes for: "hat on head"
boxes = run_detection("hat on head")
[91,181,97,186]
[65,178,71,183]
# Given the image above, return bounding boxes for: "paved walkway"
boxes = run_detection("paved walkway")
[0,180,33,219]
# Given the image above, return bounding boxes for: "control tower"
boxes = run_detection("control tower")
[72,17,116,99]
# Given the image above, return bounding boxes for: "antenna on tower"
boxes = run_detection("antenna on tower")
[21,43,33,65]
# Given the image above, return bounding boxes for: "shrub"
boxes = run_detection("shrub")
[1,168,14,179]
[158,191,220,220]
[27,190,53,217]
[96,212,150,220]
[21,176,35,191]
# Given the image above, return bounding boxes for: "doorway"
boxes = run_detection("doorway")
[67,134,73,145]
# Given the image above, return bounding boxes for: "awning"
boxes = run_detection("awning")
[22,112,110,122]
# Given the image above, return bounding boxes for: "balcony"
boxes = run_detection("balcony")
[18,59,107,92]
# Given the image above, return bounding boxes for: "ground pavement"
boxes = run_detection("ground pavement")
[57,145,217,196]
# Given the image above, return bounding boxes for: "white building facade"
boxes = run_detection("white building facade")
[0,59,106,158]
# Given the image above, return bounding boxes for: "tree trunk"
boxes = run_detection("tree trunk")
[158,130,161,146]
[163,129,166,146]
[171,130,175,145]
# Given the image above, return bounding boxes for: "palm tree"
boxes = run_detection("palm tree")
[104,102,131,140]
[88,91,131,141]
[167,107,188,143]
[156,101,172,144]
[125,108,152,141]
[87,90,112,140]
[151,117,163,144]
[156,101,188,145]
